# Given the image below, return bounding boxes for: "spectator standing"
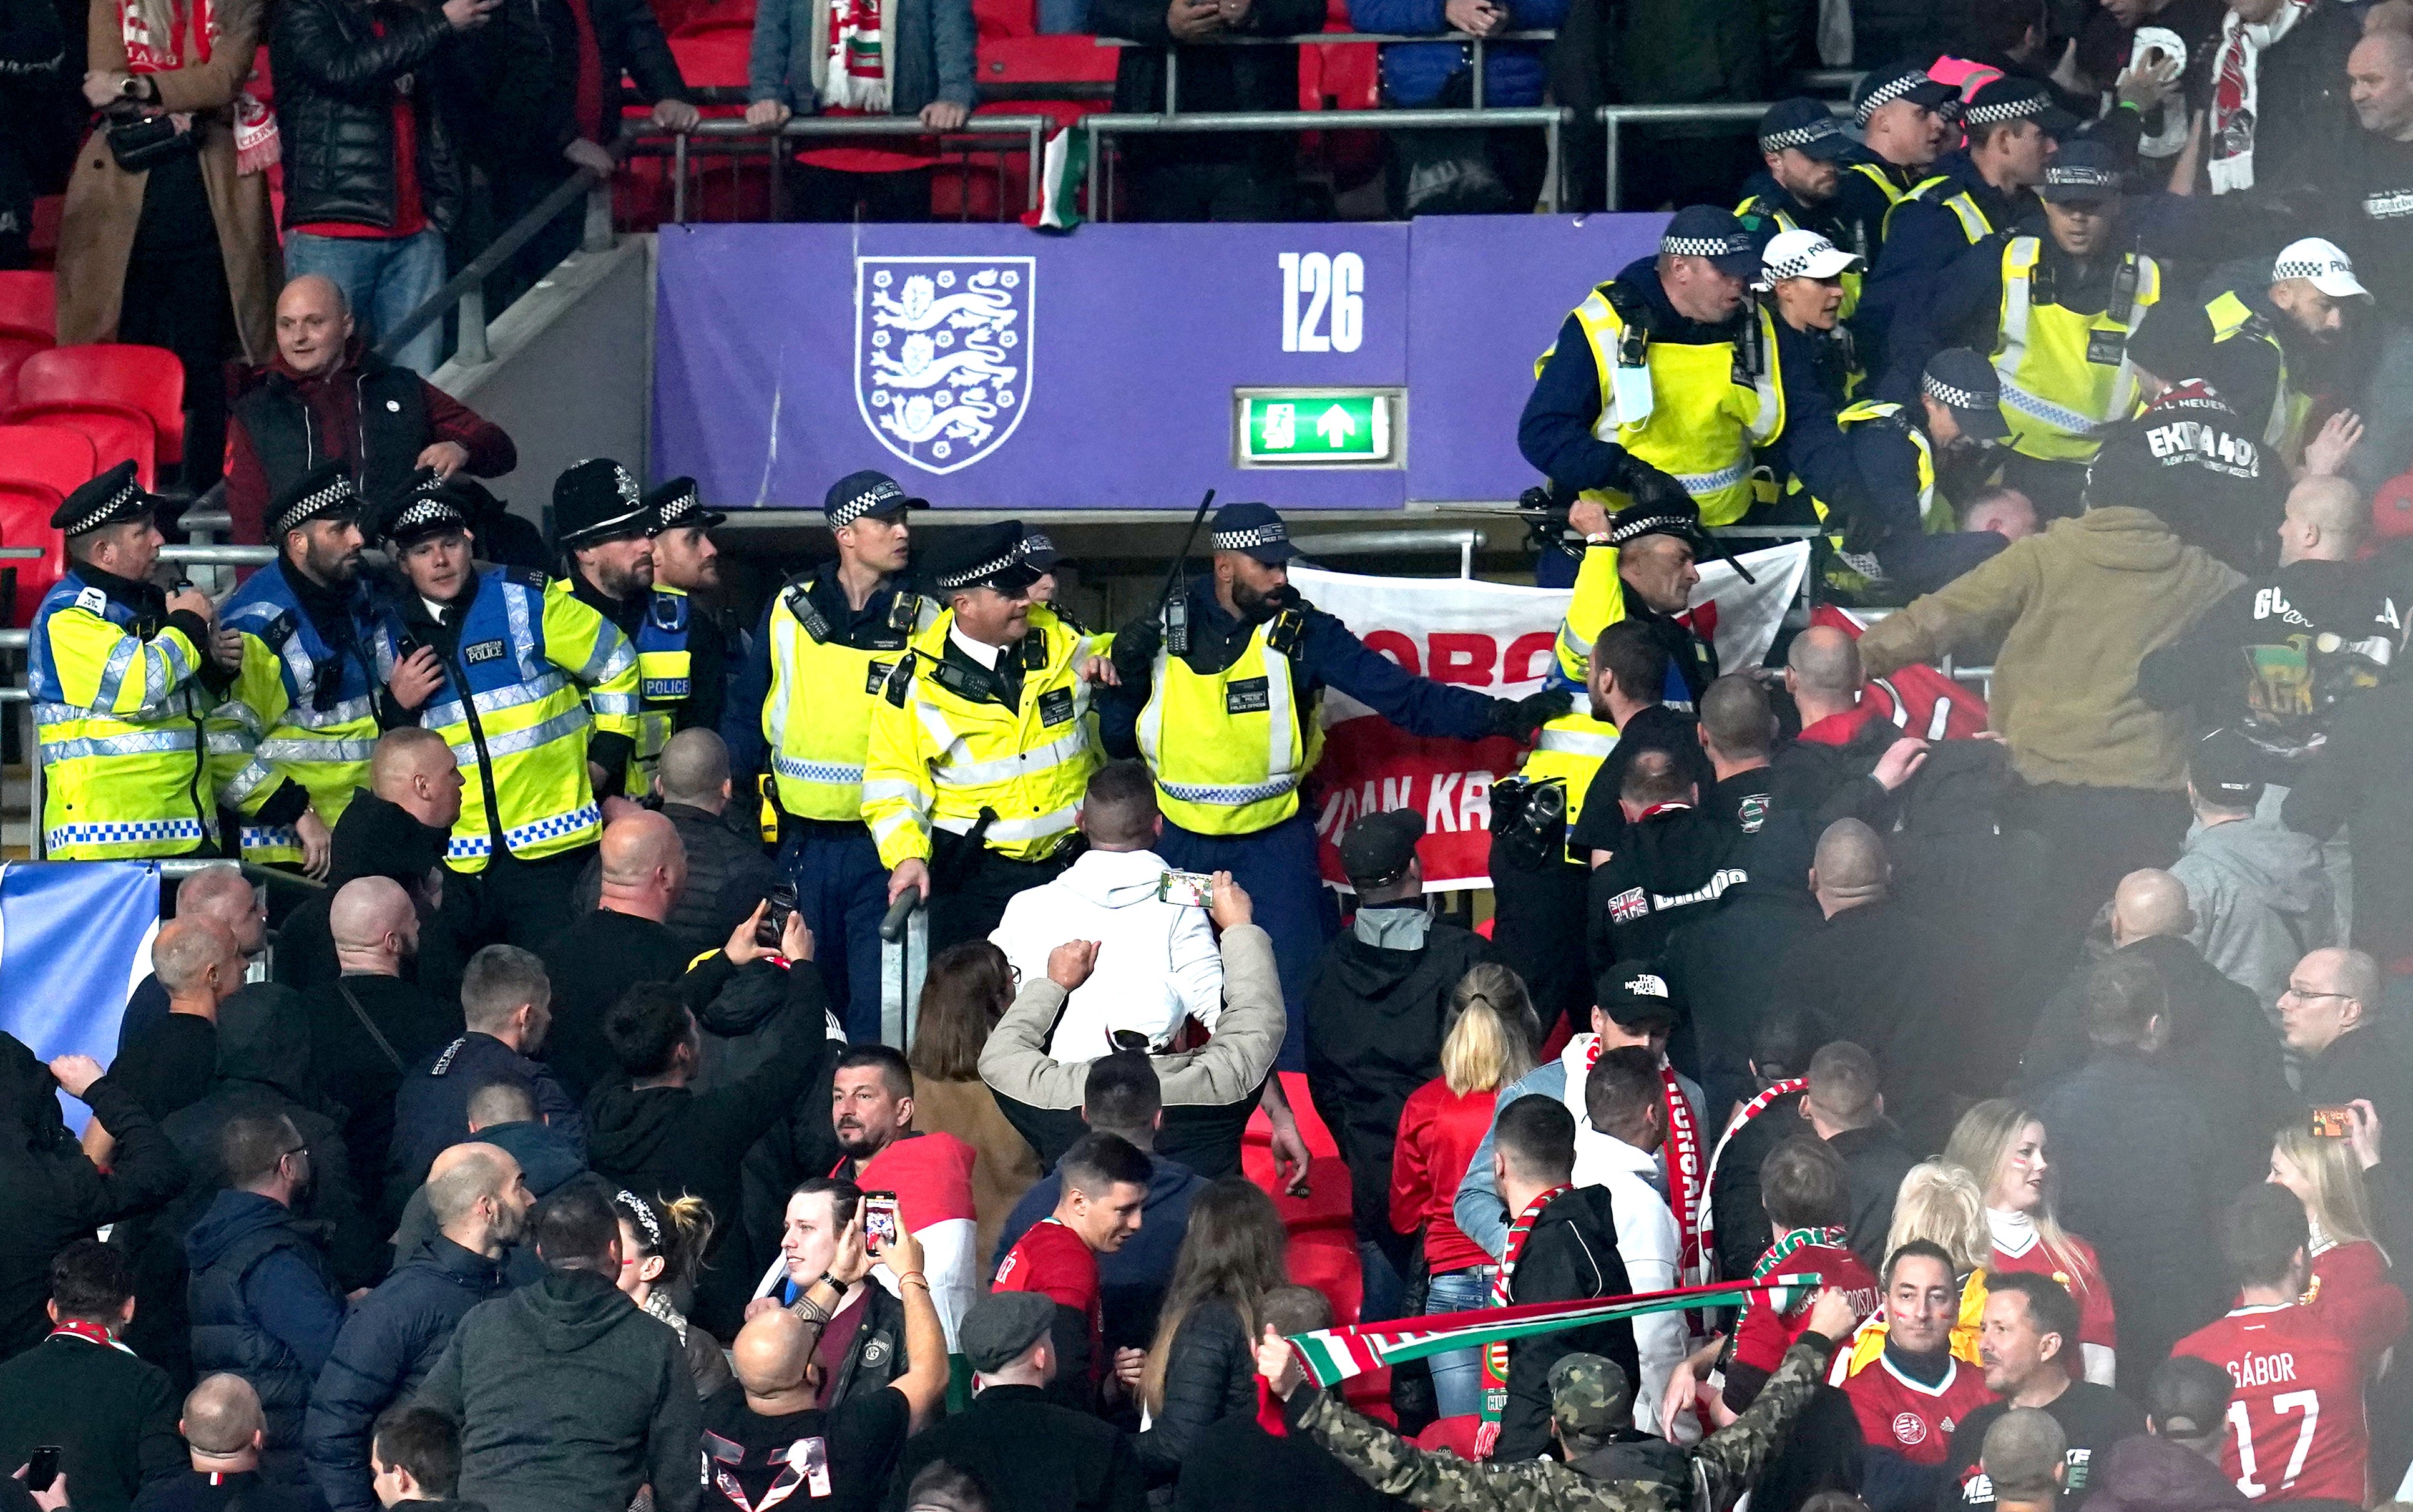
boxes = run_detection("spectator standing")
[2084,1357,2246,1512]
[117,865,268,1059]
[275,729,466,1000]
[388,1083,585,1285]
[268,0,488,377]
[754,1179,908,1408]
[1835,1242,1997,1469]
[1943,1103,2118,1386]
[1389,965,1539,1420]
[0,0,60,270]
[2168,731,2336,1017]
[1583,750,1751,974]
[55,0,277,493]
[1084,0,1321,219]
[1308,809,1492,1322]
[1697,1011,1816,1284]
[2281,683,2413,1022]
[131,1377,312,1512]
[2033,955,2221,1372]
[413,1179,702,1512]
[888,1290,1144,1512]
[1939,1275,2145,1511]
[609,1189,734,1400]
[389,944,581,1200]
[991,1131,1150,1407]
[1660,821,1824,1127]
[989,761,1223,1057]
[185,1112,350,1485]
[537,811,716,1100]
[103,919,242,1134]
[1717,1141,1879,1418]
[992,1051,1207,1355]
[1799,1041,1917,1271]
[820,1045,982,1351]
[1133,1178,1289,1479]
[2338,27,2413,496]
[1565,1051,1680,1443]
[0,1242,181,1512]
[1348,0,1565,215]
[2265,1123,2411,1363]
[906,944,1044,1268]
[2185,0,2359,202]
[304,1143,528,1512]
[572,731,780,961]
[740,0,974,222]
[2281,947,2413,1144]
[366,1406,473,1510]
[1173,1285,1399,1512]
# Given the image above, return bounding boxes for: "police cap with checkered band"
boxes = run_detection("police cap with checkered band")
[925,520,1043,596]
[1758,98,1852,161]
[51,461,159,537]
[823,469,926,530]
[1921,348,2010,442]
[645,476,725,535]
[1209,502,1299,565]
[1659,206,1761,280]
[376,469,474,548]
[268,459,362,542]
[1851,63,1961,127]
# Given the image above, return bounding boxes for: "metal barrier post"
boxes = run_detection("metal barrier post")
[584,173,615,252]
[1165,46,1178,116]
[1085,117,1107,223]
[879,893,928,1050]
[1471,36,1484,110]
[21,700,37,860]
[673,132,690,227]
[1603,109,1620,213]
[1542,112,1559,213]
[1026,119,1045,212]
[456,284,491,367]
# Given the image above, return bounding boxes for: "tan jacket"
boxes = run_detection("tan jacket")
[908,1076,1044,1268]
[979,923,1284,1110]
[1858,507,2242,791]
[57,0,280,359]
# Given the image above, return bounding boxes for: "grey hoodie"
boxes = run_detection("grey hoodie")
[2171,812,2336,1015]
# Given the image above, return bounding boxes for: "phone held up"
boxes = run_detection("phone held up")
[2310,1105,2356,1138]
[24,1446,61,1494]
[757,882,799,949]
[863,1191,900,1249]
[1157,870,1213,908]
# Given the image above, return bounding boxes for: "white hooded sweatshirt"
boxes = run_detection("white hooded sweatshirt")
[989,847,1224,1060]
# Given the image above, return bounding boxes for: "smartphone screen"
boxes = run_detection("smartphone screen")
[26,1446,61,1493]
[863,1192,899,1249]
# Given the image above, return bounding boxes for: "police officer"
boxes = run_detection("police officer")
[1736,100,1860,299]
[371,474,642,947]
[1883,140,2164,520]
[30,461,232,861]
[1863,77,2067,357]
[210,459,406,878]
[644,476,732,744]
[724,469,934,1040]
[864,520,1109,955]
[552,457,698,798]
[1832,64,1962,268]
[1519,206,1784,532]
[1098,501,1566,1065]
[2138,238,2372,467]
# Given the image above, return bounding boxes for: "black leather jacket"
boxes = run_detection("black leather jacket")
[270,0,466,232]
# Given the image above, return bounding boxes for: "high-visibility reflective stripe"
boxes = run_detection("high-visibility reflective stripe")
[213,699,266,737]
[1160,774,1301,804]
[280,695,376,730]
[453,706,590,764]
[258,736,379,764]
[39,727,200,760]
[859,778,925,806]
[446,801,602,861]
[242,825,300,852]
[589,691,640,716]
[936,805,1077,843]
[424,673,572,730]
[94,638,137,709]
[1675,461,1748,494]
[580,632,635,685]
[775,756,868,784]
[934,730,1091,788]
[1535,728,1618,757]
[47,817,208,849]
[871,810,928,844]
[2000,378,2103,435]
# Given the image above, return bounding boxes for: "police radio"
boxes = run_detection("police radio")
[1154,488,1215,656]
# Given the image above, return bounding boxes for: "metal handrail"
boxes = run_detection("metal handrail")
[159,857,327,891]
[1084,104,1572,218]
[659,115,1054,222]
[1296,528,1485,578]
[1095,29,1556,111]
[1596,99,1853,211]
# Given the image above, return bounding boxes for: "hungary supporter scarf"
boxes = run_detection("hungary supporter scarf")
[1476,1183,1569,1456]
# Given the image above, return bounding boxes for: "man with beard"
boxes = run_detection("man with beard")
[302,1144,531,1512]
[813,1045,980,1350]
[305,878,465,1227]
[1102,501,1564,1071]
[215,462,419,879]
[552,458,707,801]
[642,477,730,753]
[1736,100,1858,255]
[2181,241,2372,474]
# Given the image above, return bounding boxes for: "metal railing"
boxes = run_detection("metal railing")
[878,892,929,1050]
[652,115,1056,223]
[1084,104,1572,218]
[1595,99,1853,213]
[1094,29,1557,112]
[1296,527,1485,578]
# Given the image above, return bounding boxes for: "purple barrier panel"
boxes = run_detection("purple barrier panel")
[653,222,1412,510]
[1402,212,1670,503]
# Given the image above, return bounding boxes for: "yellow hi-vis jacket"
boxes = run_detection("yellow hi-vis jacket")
[1540,281,1784,527]
[403,567,641,872]
[1511,540,1632,856]
[761,572,935,824]
[29,570,217,859]
[1992,237,2163,464]
[1134,604,1325,836]
[1793,400,1951,598]
[862,609,1106,869]
[1885,174,1995,246]
[2206,290,2313,460]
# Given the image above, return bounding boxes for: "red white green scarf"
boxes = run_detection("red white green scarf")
[1697,1077,1807,1279]
[1741,1226,1851,1324]
[48,1319,133,1353]
[1474,1183,1570,1456]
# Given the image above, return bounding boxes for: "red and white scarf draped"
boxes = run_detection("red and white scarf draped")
[48,1319,134,1353]
[706,1434,823,1512]
[818,0,889,110]
[2208,0,2307,193]
[1474,1182,1570,1458]
[117,0,278,173]
[1697,1078,1808,1280]
[1570,1034,1706,1285]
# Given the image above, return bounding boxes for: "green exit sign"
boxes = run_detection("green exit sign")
[1235,388,1403,468]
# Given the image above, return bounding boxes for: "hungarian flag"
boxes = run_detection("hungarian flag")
[1811,605,1992,741]
[1281,1276,1818,1388]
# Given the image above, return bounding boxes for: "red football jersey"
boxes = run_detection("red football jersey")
[1989,1233,2117,1366]
[993,1218,1104,1379]
[2176,1302,2369,1505]
[2309,1239,2409,1375]
[1841,1350,1995,1465]
[1733,1237,1881,1375]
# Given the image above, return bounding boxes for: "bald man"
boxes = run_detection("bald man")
[225,273,516,545]
[110,918,245,1128]
[2287,945,2413,1136]
[154,1374,300,1509]
[305,879,463,1225]
[120,864,270,1056]
[572,730,783,960]
[1772,819,1969,1151]
[1768,626,1931,827]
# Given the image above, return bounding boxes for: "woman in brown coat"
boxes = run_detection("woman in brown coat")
[57,0,280,489]
[906,941,1043,1267]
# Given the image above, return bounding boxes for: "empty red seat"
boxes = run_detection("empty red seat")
[668,0,752,36]
[974,0,1034,40]
[669,27,753,88]
[7,407,155,490]
[0,327,52,414]
[0,273,54,335]
[2376,471,2413,544]
[0,482,68,627]
[13,344,186,466]
[0,424,99,499]
[977,33,1117,84]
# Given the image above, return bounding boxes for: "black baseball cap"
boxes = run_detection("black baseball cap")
[1758,98,1852,161]
[1596,963,1681,1029]
[1339,809,1424,890]
[2190,728,2266,808]
[2039,140,2125,203]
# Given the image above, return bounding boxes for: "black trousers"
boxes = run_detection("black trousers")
[444,841,595,952]
[2007,781,2191,959]
[483,158,586,318]
[927,828,1069,957]
[119,242,232,495]
[791,165,933,223]
[1487,832,1593,1040]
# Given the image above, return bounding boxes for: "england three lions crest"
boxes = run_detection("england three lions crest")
[855,256,1034,475]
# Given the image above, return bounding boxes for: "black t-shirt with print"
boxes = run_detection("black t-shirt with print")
[700,1383,910,1512]
[1936,1383,2146,1512]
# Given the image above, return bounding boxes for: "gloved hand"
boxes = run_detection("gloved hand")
[1111,614,1162,684]
[1620,460,1693,514]
[1488,686,1572,741]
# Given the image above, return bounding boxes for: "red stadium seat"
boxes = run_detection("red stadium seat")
[0,272,54,334]
[12,344,186,466]
[2375,471,2413,544]
[668,0,752,36]
[0,424,99,499]
[668,27,752,88]
[0,482,68,627]
[0,326,52,414]
[4,406,156,490]
[977,33,1117,85]
[974,0,1034,39]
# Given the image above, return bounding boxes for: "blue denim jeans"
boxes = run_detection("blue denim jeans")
[1424,1266,1497,1418]
[283,227,448,376]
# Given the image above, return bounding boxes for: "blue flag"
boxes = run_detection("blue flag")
[0,862,160,1129]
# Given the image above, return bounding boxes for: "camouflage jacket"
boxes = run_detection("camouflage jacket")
[1292,1332,1835,1512]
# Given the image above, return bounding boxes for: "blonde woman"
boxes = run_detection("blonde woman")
[1831,1159,1992,1380]
[1944,1100,2116,1384]
[612,1188,733,1400]
[1388,963,1541,1418]
[2269,1122,2409,1366]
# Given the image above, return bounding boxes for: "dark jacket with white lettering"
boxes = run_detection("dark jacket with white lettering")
[1585,804,1747,977]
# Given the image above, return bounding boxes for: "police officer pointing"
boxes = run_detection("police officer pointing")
[724,468,936,1041]
[864,520,1110,955]
[31,462,233,861]
[1099,501,1567,1066]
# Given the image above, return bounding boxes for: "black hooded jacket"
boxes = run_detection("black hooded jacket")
[276,792,466,1003]
[1586,805,1748,975]
[1304,915,1492,1243]
[1495,1185,1641,1465]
